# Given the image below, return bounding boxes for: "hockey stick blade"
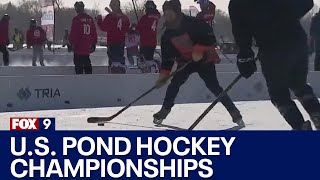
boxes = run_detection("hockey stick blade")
[155,123,187,130]
[188,74,242,130]
[87,116,115,123]
[87,62,192,124]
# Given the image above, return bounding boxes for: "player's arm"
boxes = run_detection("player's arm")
[160,33,176,74]
[97,15,110,32]
[26,30,31,47]
[69,18,79,45]
[136,15,144,33]
[229,0,253,57]
[41,28,47,44]
[92,21,98,45]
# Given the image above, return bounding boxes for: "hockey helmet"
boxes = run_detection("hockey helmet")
[74,1,85,12]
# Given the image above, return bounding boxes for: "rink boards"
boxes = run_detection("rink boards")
[1,71,320,112]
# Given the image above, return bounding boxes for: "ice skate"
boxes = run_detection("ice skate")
[153,107,171,125]
[110,62,126,74]
[301,121,313,130]
[230,110,245,127]
[311,113,320,130]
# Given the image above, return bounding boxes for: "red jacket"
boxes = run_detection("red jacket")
[27,26,46,46]
[69,13,97,55]
[137,11,161,47]
[196,2,216,27]
[0,21,9,45]
[97,12,130,45]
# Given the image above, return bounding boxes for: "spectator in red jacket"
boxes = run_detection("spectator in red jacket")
[0,14,10,66]
[96,0,130,73]
[196,0,216,28]
[69,1,97,74]
[137,0,161,71]
[27,19,47,66]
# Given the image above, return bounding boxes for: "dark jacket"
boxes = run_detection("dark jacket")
[160,15,217,73]
[229,0,313,56]
[310,12,320,40]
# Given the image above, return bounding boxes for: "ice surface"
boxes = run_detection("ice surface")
[0,100,314,131]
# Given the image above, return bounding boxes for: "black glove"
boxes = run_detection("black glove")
[67,44,73,52]
[237,49,256,79]
[6,40,9,46]
[90,44,96,53]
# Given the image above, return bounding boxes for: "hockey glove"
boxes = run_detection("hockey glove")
[237,49,256,79]
[237,57,256,79]
[155,72,171,89]
[90,44,96,53]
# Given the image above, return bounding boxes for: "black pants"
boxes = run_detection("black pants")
[73,54,92,74]
[314,40,320,71]
[0,45,9,66]
[140,46,156,61]
[163,62,238,113]
[107,44,125,65]
[260,45,320,129]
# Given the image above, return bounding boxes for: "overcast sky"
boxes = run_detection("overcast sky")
[0,0,231,13]
[2,0,320,15]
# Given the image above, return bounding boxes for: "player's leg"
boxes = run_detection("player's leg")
[197,62,244,126]
[83,55,93,74]
[73,54,83,74]
[0,45,9,66]
[141,46,159,73]
[260,50,310,130]
[314,40,320,71]
[39,46,45,66]
[32,45,38,66]
[153,63,195,124]
[108,44,126,74]
[289,45,320,130]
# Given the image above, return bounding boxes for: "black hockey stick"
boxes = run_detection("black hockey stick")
[188,74,242,130]
[87,61,191,124]
[216,46,233,64]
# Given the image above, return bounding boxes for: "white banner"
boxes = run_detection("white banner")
[40,5,54,26]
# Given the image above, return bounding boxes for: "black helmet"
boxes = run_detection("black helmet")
[74,1,85,12]
[162,0,181,14]
[145,1,156,10]
[1,14,10,21]
[30,19,37,26]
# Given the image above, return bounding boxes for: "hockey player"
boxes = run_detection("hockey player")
[96,0,130,74]
[125,24,140,66]
[26,19,47,66]
[310,9,320,71]
[153,0,244,127]
[0,14,10,66]
[195,0,216,28]
[69,1,97,74]
[137,0,161,71]
[229,0,320,130]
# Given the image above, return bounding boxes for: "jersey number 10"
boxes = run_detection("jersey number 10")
[83,24,91,35]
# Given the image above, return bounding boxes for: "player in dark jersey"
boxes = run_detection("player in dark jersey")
[96,0,130,73]
[69,1,97,74]
[229,0,320,130]
[153,0,244,128]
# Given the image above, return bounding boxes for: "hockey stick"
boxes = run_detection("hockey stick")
[87,61,191,124]
[188,74,242,130]
[216,46,233,64]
